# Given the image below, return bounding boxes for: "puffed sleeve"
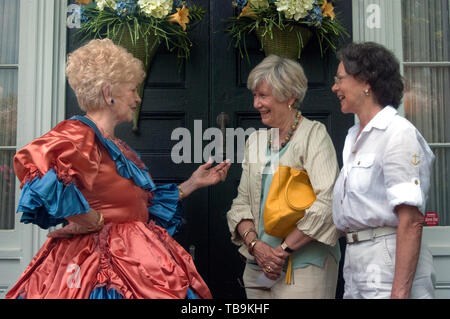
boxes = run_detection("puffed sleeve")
[148,183,183,236]
[14,120,101,229]
[383,124,434,214]
[226,135,255,246]
[295,122,342,245]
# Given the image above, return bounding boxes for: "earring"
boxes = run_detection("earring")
[288,104,292,110]
[111,99,115,104]
[364,89,370,96]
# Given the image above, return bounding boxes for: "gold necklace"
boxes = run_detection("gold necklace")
[268,110,302,151]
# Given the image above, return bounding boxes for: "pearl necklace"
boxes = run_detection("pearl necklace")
[268,110,302,152]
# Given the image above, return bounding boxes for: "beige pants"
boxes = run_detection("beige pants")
[243,254,338,299]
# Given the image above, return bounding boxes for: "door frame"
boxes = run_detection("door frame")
[0,0,67,298]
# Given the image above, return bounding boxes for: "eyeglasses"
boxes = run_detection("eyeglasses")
[334,74,349,85]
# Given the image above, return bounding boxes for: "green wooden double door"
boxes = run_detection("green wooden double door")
[67,0,353,298]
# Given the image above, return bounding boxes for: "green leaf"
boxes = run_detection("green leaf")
[76,2,205,62]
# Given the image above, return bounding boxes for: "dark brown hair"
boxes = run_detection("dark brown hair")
[337,42,404,108]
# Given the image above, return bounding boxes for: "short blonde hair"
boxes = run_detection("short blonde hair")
[247,55,308,108]
[66,38,146,112]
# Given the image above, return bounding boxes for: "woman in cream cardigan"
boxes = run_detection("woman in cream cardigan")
[226,55,341,299]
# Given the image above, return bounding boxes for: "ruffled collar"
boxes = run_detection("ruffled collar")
[70,116,156,192]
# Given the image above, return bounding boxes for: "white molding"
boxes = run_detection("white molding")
[0,249,22,260]
[351,0,404,116]
[352,0,403,56]
[53,0,68,125]
[403,62,450,67]
[15,0,68,263]
[0,65,19,69]
[0,286,8,299]
[0,0,67,295]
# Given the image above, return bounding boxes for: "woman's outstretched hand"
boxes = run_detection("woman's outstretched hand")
[178,158,232,198]
[191,158,231,188]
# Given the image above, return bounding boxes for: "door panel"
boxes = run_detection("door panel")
[208,0,353,298]
[66,0,353,299]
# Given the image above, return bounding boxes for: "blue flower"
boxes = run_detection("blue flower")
[236,0,248,9]
[307,4,323,26]
[80,6,89,23]
[174,0,184,7]
[114,0,137,17]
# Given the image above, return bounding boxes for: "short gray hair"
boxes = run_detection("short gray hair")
[247,55,308,108]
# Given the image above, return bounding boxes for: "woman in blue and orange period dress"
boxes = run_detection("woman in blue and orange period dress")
[6,39,231,299]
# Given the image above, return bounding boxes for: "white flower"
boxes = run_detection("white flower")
[138,0,173,19]
[275,0,314,21]
[248,0,269,8]
[96,0,117,11]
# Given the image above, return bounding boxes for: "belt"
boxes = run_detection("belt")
[346,226,397,244]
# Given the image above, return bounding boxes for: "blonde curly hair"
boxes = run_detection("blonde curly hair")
[66,38,146,112]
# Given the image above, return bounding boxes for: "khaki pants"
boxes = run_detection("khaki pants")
[243,254,338,299]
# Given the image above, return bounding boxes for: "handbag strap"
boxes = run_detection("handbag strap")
[284,168,315,210]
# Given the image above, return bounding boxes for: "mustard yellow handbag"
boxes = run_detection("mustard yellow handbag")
[263,166,316,238]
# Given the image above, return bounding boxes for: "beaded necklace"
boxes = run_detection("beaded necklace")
[268,110,303,152]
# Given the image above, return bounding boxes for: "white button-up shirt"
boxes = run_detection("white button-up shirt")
[332,106,435,232]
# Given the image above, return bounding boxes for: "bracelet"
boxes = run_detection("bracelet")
[178,185,184,199]
[248,238,259,256]
[87,211,104,232]
[242,228,257,241]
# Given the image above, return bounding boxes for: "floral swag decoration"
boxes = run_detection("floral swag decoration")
[226,0,349,60]
[75,0,205,65]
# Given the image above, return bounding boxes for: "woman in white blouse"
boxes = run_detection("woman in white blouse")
[331,42,435,299]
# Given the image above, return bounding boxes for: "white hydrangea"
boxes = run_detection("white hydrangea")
[248,0,269,8]
[138,0,173,19]
[96,0,117,11]
[275,0,315,21]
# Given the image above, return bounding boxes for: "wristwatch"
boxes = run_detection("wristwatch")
[280,241,294,254]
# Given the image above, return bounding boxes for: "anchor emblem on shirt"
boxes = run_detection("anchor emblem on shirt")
[412,154,420,165]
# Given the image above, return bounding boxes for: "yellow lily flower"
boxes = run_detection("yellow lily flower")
[238,4,257,19]
[168,5,190,31]
[76,0,92,4]
[321,0,336,20]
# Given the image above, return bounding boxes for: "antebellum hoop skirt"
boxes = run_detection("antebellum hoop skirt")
[6,118,211,299]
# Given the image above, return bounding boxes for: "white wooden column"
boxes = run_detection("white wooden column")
[0,0,66,298]
[0,0,68,298]
[351,0,404,115]
[17,0,67,260]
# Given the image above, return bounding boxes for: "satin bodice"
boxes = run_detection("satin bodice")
[83,143,150,224]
